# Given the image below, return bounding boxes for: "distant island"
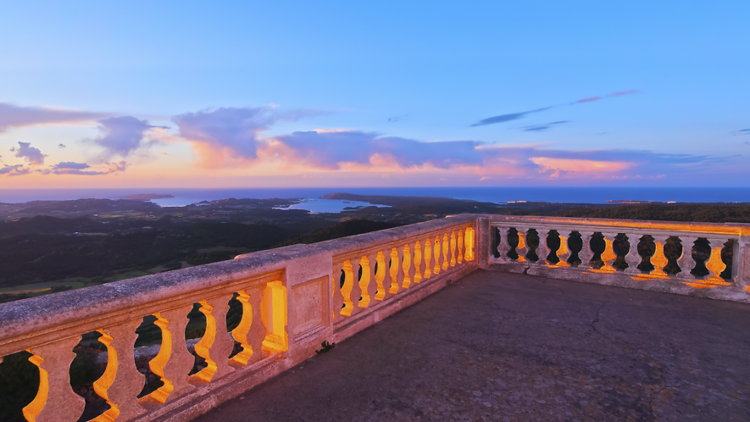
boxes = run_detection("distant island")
[120,194,175,201]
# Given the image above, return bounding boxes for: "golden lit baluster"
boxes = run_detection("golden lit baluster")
[190,297,235,384]
[332,262,345,320]
[349,257,364,315]
[394,246,405,292]
[423,238,432,279]
[591,232,617,273]
[413,241,423,284]
[450,231,457,267]
[495,226,511,261]
[23,337,85,422]
[231,285,266,366]
[555,232,571,267]
[442,233,450,271]
[261,281,288,354]
[515,228,529,263]
[703,238,731,286]
[536,229,550,265]
[578,231,596,269]
[648,235,670,279]
[92,320,147,421]
[465,225,475,261]
[145,305,196,405]
[624,233,643,275]
[339,260,355,317]
[389,247,401,294]
[361,254,377,307]
[401,244,412,289]
[433,236,442,274]
[374,251,389,301]
[457,230,464,264]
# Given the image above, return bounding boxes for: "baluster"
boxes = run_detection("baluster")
[401,244,412,289]
[349,257,364,315]
[457,230,464,264]
[389,247,401,295]
[423,238,433,279]
[433,236,442,275]
[578,231,596,269]
[677,236,698,279]
[594,232,618,273]
[450,231,457,267]
[192,296,235,383]
[442,233,450,271]
[332,262,345,321]
[23,337,85,422]
[648,235,670,279]
[495,226,511,261]
[624,233,643,275]
[465,226,475,261]
[374,251,390,301]
[147,305,196,404]
[413,241,423,284]
[339,260,355,317]
[231,285,267,366]
[362,254,378,307]
[704,238,731,285]
[536,229,550,265]
[555,231,571,267]
[515,227,529,262]
[93,320,147,421]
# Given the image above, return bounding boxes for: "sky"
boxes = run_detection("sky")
[1,1,749,188]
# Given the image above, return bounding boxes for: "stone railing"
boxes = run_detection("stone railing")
[479,216,750,301]
[0,215,477,422]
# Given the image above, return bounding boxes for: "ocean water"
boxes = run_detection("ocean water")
[2,187,750,213]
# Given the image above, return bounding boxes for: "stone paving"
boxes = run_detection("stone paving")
[194,270,750,422]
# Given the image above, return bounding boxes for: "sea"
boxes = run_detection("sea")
[2,187,750,214]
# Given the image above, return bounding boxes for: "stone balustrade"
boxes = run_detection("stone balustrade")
[481,215,750,300]
[0,215,477,422]
[2,213,750,421]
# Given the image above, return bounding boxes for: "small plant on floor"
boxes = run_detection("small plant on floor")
[315,341,335,354]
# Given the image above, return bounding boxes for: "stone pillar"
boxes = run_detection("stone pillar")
[578,231,596,269]
[536,229,551,265]
[624,232,643,275]
[677,236,698,279]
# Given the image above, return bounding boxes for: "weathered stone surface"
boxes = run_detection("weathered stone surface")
[194,270,750,422]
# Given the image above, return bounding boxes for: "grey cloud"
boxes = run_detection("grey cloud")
[0,103,110,133]
[471,107,553,127]
[387,115,407,123]
[93,116,164,157]
[41,161,129,175]
[0,164,30,176]
[174,106,323,159]
[522,121,569,132]
[277,130,482,169]
[732,129,750,136]
[14,142,46,165]
[59,144,66,148]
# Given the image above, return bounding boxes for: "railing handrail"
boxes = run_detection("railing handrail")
[0,214,478,357]
[486,215,750,236]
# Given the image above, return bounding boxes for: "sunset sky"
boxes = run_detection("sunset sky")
[2,1,749,188]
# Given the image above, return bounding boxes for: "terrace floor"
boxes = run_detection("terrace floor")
[194,270,750,422]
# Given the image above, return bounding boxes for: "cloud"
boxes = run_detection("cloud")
[275,130,483,170]
[0,164,30,176]
[40,160,129,175]
[732,129,750,136]
[522,121,568,132]
[572,96,601,104]
[387,115,407,123]
[0,103,110,133]
[473,90,637,127]
[173,106,324,166]
[14,142,46,165]
[471,107,553,127]
[59,144,66,148]
[92,116,165,157]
